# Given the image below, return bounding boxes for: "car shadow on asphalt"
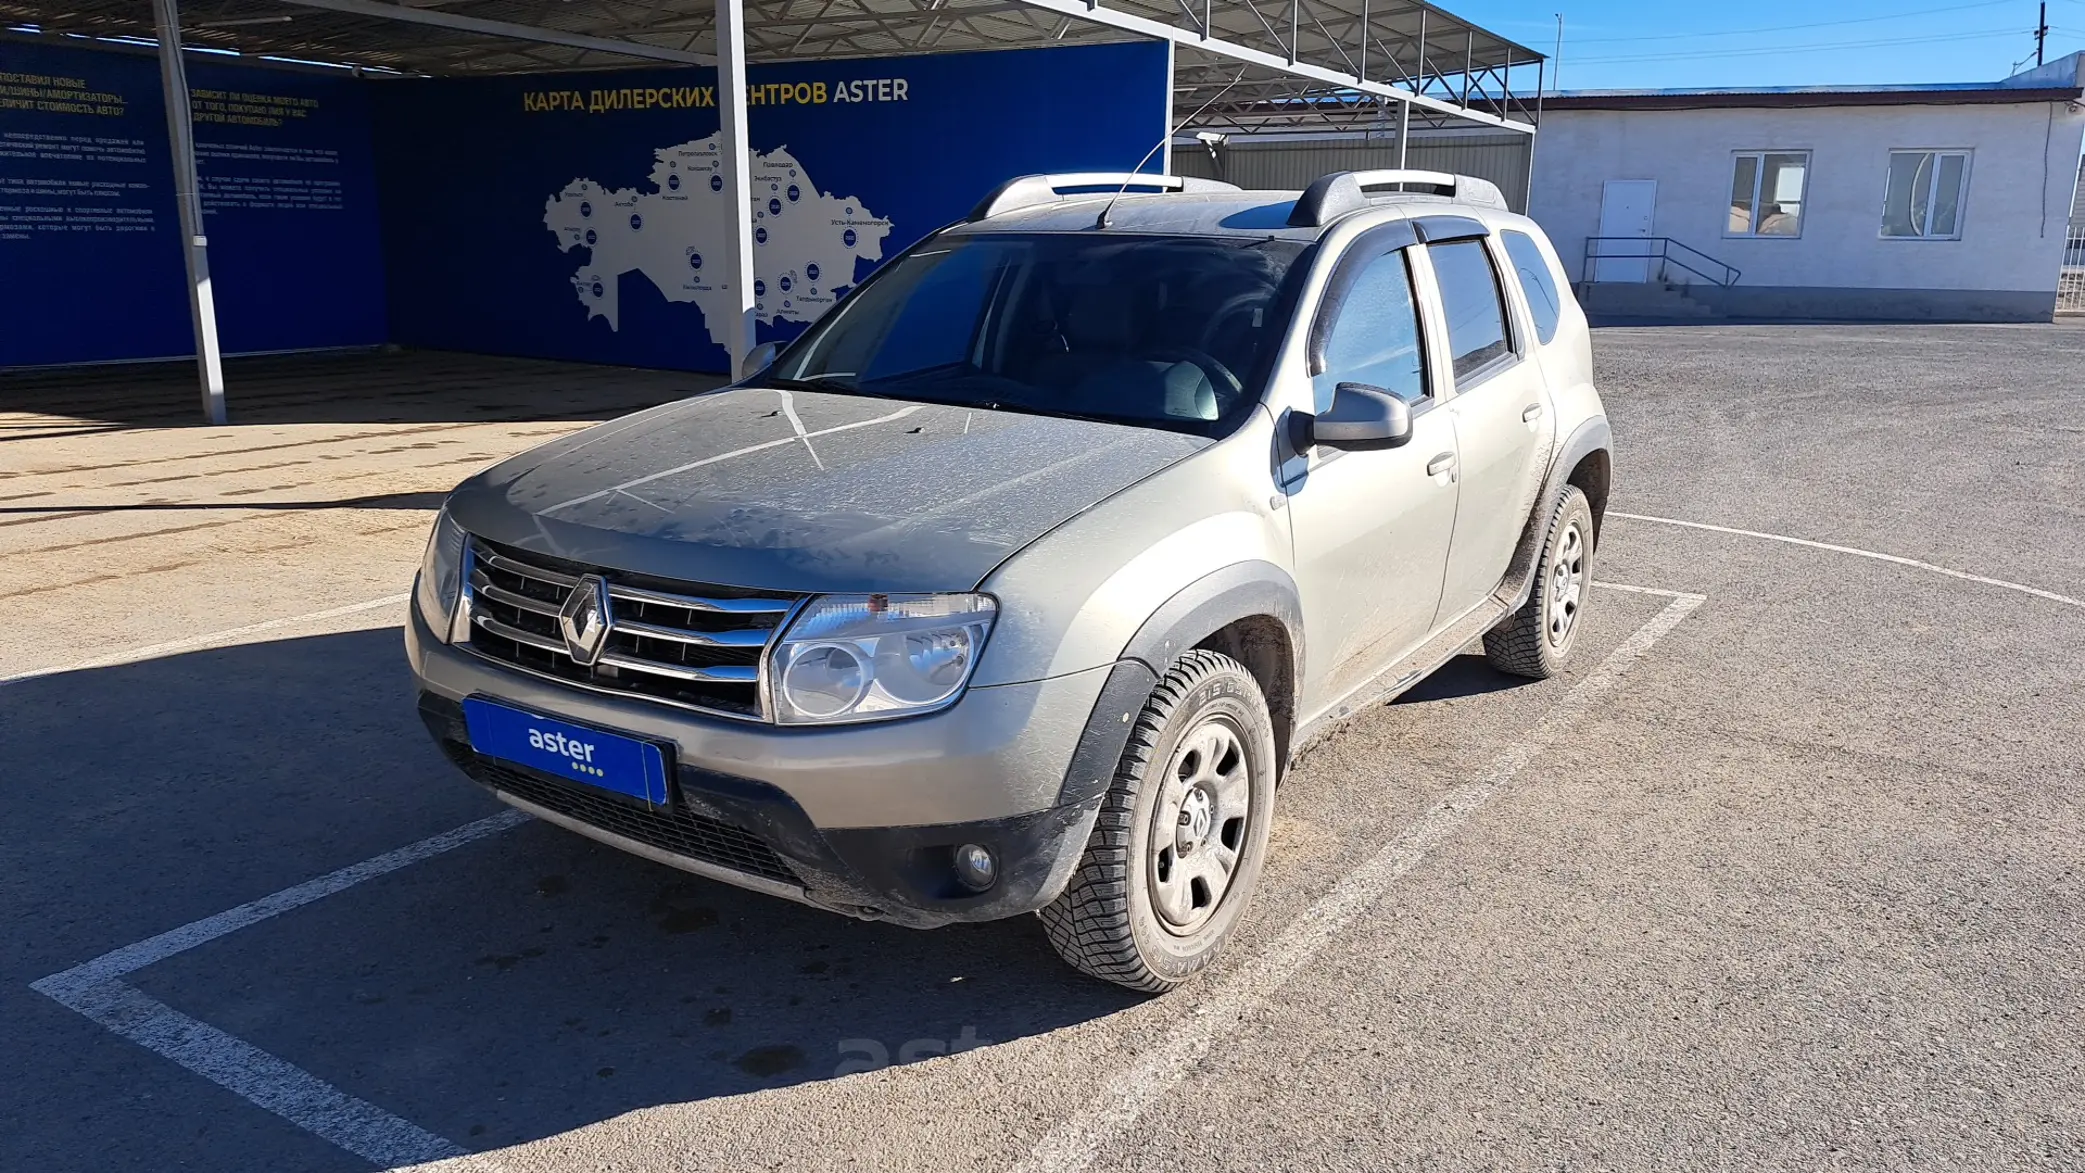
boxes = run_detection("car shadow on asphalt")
[4,627,1138,1163]
[1391,651,1533,704]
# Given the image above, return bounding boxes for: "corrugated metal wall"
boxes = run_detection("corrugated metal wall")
[1173,134,1533,211]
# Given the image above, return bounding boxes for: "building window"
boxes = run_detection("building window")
[1728,151,1810,238]
[1882,150,1971,240]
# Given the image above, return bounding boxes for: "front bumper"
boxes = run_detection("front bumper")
[407,602,1111,828]
[418,693,1100,927]
[406,604,1127,927]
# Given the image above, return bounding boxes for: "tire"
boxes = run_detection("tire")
[1039,649,1277,993]
[1484,485,1595,680]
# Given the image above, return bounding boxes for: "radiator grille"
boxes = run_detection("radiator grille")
[462,538,799,720]
[457,750,801,887]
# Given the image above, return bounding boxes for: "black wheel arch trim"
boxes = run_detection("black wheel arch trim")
[1496,415,1613,612]
[1551,415,1613,529]
[1054,561,1304,806]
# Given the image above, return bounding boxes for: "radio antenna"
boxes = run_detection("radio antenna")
[1095,69,1249,229]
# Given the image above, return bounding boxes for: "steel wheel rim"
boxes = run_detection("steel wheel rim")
[1547,520,1585,646]
[1148,715,1253,935]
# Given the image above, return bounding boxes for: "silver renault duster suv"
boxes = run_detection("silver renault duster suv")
[408,169,1612,992]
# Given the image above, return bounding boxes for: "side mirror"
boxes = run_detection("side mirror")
[741,341,779,378]
[1309,382,1413,450]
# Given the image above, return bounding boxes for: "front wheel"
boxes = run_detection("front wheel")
[1039,649,1277,993]
[1484,485,1595,679]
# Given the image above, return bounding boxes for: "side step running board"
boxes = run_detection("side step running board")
[1288,486,1555,757]
[1290,592,1515,756]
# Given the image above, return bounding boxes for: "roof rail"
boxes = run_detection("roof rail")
[967,172,1242,222]
[1287,169,1508,228]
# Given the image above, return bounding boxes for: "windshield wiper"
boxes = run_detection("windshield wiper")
[765,375,861,394]
[765,368,989,408]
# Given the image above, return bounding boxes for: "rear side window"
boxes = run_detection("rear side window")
[1316,248,1427,407]
[1501,230,1562,344]
[1427,239,1513,382]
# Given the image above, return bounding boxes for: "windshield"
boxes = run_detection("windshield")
[768,233,1309,434]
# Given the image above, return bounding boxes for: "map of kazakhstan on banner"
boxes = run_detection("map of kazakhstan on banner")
[371,43,1170,374]
[542,138,890,341]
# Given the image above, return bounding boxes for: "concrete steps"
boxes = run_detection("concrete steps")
[1579,280,1725,323]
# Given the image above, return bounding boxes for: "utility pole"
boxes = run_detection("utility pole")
[1552,13,1564,96]
[2038,1,2049,67]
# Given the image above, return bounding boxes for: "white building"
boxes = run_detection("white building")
[1529,54,2085,322]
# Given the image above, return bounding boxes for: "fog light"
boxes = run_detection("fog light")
[954,843,997,893]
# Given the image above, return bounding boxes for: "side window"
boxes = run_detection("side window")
[1500,230,1562,345]
[1428,239,1513,382]
[1314,248,1427,408]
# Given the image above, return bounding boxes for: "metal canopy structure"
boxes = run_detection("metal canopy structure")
[2,0,1537,421]
[5,0,1540,131]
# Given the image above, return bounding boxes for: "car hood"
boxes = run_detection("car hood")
[447,386,1212,594]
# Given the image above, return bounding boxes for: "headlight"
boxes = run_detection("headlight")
[415,507,468,641]
[770,593,997,724]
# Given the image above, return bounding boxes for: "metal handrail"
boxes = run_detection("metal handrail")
[1582,236,1742,287]
[2057,230,2085,315]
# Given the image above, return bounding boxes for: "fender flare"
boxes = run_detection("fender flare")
[1119,560,1304,682]
[1549,414,1614,522]
[1496,415,1613,611]
[1054,561,1304,806]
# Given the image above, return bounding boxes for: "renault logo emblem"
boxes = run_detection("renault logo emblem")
[558,574,613,666]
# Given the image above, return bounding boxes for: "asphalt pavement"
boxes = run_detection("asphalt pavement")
[2,326,2079,1171]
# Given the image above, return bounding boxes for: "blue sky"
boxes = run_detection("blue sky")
[1452,0,2084,91]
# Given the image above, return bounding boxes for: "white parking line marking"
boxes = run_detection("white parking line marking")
[1611,511,2083,610]
[21,581,1702,1169]
[1011,591,1705,1173]
[31,811,527,1165]
[0,593,410,686]
[35,812,529,993]
[52,980,467,1166]
[1591,580,1699,598]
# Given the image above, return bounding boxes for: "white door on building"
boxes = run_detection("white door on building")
[1595,179,1657,282]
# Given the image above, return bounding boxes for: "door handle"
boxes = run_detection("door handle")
[1522,403,1543,422]
[1426,452,1457,479]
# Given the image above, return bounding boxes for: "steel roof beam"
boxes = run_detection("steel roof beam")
[268,0,719,65]
[1005,0,1530,132]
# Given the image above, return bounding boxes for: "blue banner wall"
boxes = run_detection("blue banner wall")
[0,41,388,366]
[370,43,1170,374]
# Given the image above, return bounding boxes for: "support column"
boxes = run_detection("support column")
[152,0,227,425]
[1160,39,1174,174]
[1462,31,1473,106]
[1400,10,1421,171]
[1525,58,1544,214]
[715,0,758,380]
